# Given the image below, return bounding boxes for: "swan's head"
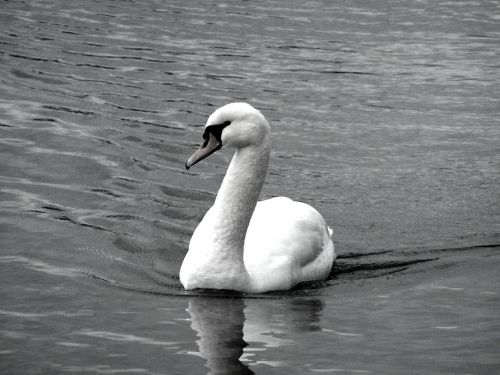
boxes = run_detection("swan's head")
[185,102,270,169]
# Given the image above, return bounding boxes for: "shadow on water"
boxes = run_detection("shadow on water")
[186,296,324,374]
[187,297,253,375]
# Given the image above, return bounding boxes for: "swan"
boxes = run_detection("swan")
[180,103,335,292]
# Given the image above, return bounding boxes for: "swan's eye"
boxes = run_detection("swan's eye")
[202,121,231,142]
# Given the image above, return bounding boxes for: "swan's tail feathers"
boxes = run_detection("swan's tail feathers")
[327,226,334,239]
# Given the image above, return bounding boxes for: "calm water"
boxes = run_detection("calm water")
[1,0,499,374]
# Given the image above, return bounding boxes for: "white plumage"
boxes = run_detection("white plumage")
[180,103,335,292]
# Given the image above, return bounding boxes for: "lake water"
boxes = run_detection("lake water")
[1,0,499,374]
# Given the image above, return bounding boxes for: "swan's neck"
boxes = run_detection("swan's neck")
[211,139,270,263]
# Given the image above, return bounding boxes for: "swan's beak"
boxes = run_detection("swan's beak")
[185,130,222,169]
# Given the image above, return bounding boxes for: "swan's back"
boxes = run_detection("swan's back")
[244,197,335,292]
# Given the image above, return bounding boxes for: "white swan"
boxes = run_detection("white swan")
[180,103,335,292]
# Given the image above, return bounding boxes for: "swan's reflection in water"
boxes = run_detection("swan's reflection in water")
[187,296,324,374]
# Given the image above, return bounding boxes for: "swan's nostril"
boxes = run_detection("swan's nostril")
[201,137,209,148]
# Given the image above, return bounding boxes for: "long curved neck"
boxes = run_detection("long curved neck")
[211,137,270,259]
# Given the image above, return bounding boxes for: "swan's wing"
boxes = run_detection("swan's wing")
[244,197,334,286]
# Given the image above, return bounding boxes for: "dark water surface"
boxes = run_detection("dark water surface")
[1,0,499,374]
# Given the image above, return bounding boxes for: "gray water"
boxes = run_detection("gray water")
[1,1,499,374]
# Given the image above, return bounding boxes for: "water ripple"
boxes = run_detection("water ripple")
[1,1,499,372]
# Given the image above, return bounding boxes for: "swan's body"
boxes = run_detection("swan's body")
[180,103,335,293]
